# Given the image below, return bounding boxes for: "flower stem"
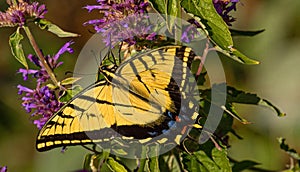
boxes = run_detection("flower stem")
[23,26,59,87]
[195,40,210,81]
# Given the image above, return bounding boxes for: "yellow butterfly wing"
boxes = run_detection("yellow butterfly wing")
[36,46,199,152]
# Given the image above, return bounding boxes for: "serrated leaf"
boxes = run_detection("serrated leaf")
[227,85,286,117]
[9,28,28,69]
[232,160,260,172]
[211,148,231,172]
[60,77,81,86]
[59,85,82,102]
[106,157,127,172]
[181,0,233,50]
[230,29,265,37]
[278,138,300,160]
[36,19,79,38]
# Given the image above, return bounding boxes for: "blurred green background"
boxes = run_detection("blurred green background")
[0,0,299,171]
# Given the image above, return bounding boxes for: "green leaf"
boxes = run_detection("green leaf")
[227,85,286,117]
[182,152,204,172]
[106,157,128,172]
[115,157,138,171]
[221,104,250,124]
[230,48,260,65]
[60,77,81,86]
[59,85,82,102]
[194,150,221,171]
[230,29,265,37]
[181,0,233,50]
[149,0,180,34]
[158,153,182,172]
[9,28,28,69]
[232,160,260,172]
[146,145,160,172]
[259,99,286,117]
[36,19,79,37]
[278,138,300,160]
[211,148,231,172]
[166,0,179,31]
[215,45,259,65]
[83,153,93,170]
[214,112,235,137]
[148,156,160,172]
[137,146,147,172]
[84,153,107,172]
[46,83,57,90]
[149,0,167,15]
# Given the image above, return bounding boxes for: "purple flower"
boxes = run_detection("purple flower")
[17,85,63,129]
[84,0,152,47]
[18,68,38,80]
[213,0,239,26]
[20,41,74,84]
[98,14,156,47]
[0,0,47,27]
[181,23,200,43]
[17,41,73,129]
[0,166,7,172]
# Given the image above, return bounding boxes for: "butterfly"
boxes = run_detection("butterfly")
[36,46,200,154]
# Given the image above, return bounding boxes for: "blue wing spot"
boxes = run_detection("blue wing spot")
[168,120,176,128]
[147,131,158,136]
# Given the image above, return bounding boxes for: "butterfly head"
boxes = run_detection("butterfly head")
[98,64,118,81]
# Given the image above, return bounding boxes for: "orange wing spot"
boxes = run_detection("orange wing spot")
[175,116,181,122]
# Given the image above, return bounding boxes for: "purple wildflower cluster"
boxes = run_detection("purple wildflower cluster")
[17,41,74,129]
[84,0,240,46]
[0,0,47,27]
[213,0,239,26]
[181,19,202,43]
[84,0,156,47]
[84,0,149,32]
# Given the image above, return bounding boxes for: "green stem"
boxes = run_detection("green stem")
[23,26,59,87]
